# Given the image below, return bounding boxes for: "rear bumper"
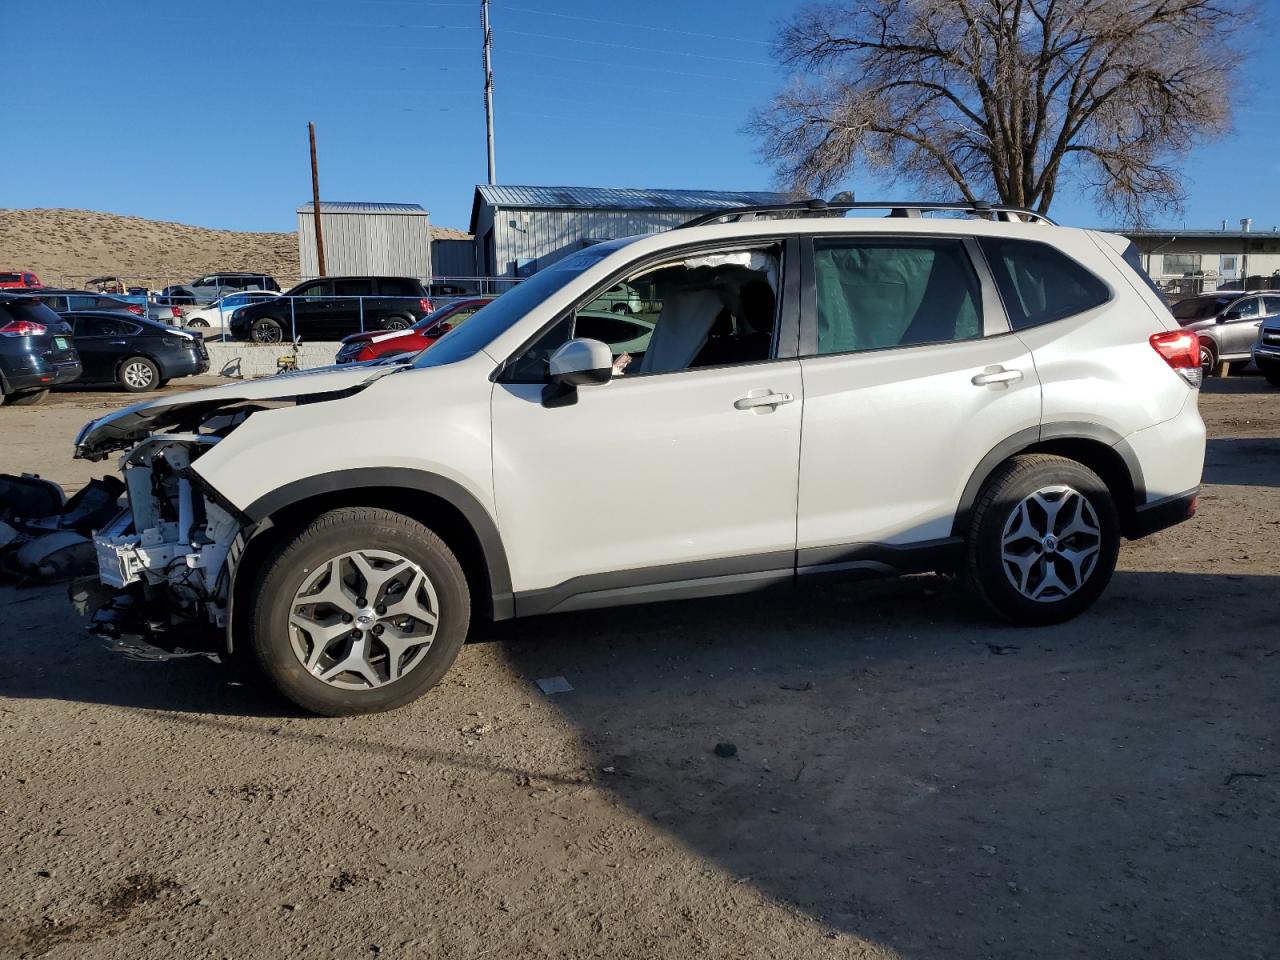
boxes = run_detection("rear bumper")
[1,356,81,393]
[1130,488,1199,539]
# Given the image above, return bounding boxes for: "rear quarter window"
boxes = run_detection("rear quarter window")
[978,238,1111,330]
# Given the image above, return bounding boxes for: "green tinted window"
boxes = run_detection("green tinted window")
[812,239,981,355]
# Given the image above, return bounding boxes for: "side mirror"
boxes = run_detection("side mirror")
[543,337,613,407]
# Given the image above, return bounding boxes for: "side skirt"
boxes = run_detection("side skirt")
[512,538,964,618]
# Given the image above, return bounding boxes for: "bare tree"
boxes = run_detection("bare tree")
[751,0,1250,223]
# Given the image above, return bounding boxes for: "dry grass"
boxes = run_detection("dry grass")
[0,208,470,289]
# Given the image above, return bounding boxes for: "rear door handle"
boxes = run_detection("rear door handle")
[971,367,1024,387]
[734,391,795,411]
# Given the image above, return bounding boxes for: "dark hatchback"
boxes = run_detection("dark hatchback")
[61,311,209,392]
[228,276,433,343]
[0,296,82,405]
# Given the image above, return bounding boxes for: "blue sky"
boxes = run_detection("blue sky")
[4,0,1278,234]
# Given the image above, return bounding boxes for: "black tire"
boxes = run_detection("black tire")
[962,454,1120,626]
[251,317,285,343]
[1199,338,1217,375]
[383,315,411,331]
[1227,359,1251,376]
[246,507,470,716]
[2,389,49,406]
[1261,363,1280,388]
[186,318,210,329]
[118,356,159,392]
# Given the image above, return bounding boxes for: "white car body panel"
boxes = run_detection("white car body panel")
[491,362,803,592]
[796,335,1042,550]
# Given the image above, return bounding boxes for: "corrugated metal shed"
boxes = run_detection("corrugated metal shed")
[473,184,790,214]
[297,201,431,279]
[469,184,792,279]
[431,238,477,278]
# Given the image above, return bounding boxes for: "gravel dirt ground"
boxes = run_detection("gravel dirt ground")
[0,376,1276,960]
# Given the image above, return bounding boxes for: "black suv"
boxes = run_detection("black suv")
[228,276,432,342]
[0,296,82,405]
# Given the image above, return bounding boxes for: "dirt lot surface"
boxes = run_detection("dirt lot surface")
[1,376,1276,959]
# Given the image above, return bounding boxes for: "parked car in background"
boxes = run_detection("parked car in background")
[1170,291,1280,373]
[158,272,280,306]
[336,297,495,363]
[0,295,81,405]
[229,276,432,342]
[86,276,128,295]
[15,288,183,325]
[1253,314,1280,387]
[0,270,42,290]
[587,280,644,314]
[181,290,281,329]
[61,311,208,392]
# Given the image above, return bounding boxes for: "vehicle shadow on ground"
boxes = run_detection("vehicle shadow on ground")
[1204,436,1280,488]
[487,570,1279,959]
[1200,373,1274,396]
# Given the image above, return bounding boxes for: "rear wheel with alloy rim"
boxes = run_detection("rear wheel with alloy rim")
[384,316,411,330]
[119,356,159,392]
[251,317,284,343]
[247,507,470,715]
[963,454,1119,625]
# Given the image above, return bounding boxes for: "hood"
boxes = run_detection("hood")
[74,363,397,461]
[341,327,425,347]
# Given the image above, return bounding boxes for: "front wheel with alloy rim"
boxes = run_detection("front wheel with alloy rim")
[246,507,470,715]
[962,454,1120,626]
[119,356,159,392]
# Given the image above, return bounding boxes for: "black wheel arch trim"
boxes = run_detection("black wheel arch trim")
[239,467,514,621]
[951,422,1146,539]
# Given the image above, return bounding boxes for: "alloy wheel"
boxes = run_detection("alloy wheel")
[999,485,1102,602]
[288,549,440,689]
[122,360,155,389]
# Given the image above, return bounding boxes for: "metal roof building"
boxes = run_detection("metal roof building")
[297,201,431,279]
[468,184,791,278]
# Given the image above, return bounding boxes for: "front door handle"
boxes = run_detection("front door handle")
[971,367,1024,387]
[734,390,795,411]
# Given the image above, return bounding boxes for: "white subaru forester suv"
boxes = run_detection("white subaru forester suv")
[74,201,1206,715]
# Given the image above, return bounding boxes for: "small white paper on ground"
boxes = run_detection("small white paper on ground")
[536,676,573,695]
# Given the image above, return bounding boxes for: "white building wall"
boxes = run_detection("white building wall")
[298,211,432,278]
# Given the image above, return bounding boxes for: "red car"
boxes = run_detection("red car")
[0,270,42,290]
[335,297,493,364]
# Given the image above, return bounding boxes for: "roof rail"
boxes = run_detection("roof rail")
[679,199,1057,229]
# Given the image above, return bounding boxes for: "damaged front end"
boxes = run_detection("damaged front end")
[83,432,242,655]
[69,365,397,657]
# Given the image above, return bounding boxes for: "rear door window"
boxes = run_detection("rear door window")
[334,279,374,297]
[810,238,982,354]
[1262,296,1280,316]
[979,238,1111,329]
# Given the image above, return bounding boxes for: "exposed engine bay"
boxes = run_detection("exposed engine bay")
[70,364,399,653]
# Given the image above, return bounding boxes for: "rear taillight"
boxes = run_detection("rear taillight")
[127,304,144,315]
[1150,330,1202,387]
[0,320,47,337]
[170,307,182,318]
[419,298,432,312]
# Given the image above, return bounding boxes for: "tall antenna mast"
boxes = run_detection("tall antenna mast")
[481,0,496,184]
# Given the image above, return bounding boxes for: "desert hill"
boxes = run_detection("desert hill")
[0,208,470,289]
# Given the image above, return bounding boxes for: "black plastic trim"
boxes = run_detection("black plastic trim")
[950,423,1146,539]
[514,550,795,617]
[1129,487,1199,539]
[241,467,514,620]
[796,537,963,575]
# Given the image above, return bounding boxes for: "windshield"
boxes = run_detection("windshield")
[414,240,634,369]
[1170,297,1230,321]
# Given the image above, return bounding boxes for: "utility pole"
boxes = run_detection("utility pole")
[481,0,496,184]
[308,121,327,277]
